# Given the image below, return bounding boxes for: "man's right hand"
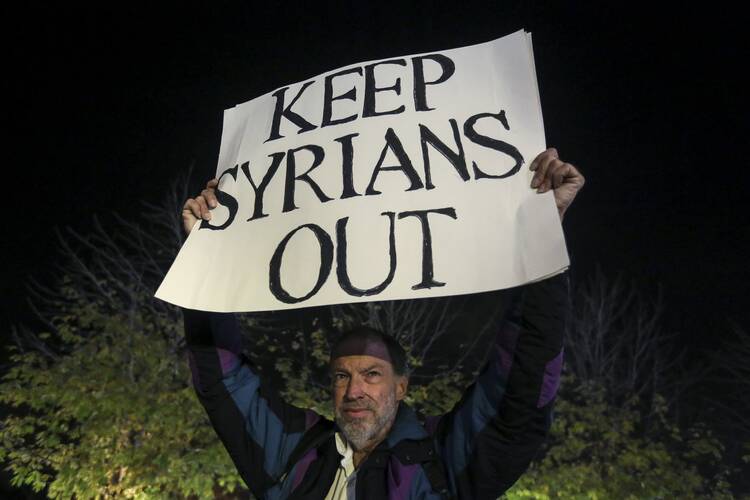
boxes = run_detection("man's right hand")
[182,179,219,236]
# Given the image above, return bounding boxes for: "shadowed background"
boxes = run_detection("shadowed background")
[6,2,746,349]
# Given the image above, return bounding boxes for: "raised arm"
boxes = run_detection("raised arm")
[181,181,321,498]
[428,149,583,498]
[427,274,568,497]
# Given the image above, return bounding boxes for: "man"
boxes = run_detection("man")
[181,148,584,499]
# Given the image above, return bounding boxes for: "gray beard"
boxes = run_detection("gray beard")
[336,391,398,451]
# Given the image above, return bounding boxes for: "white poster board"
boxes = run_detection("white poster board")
[156,30,568,312]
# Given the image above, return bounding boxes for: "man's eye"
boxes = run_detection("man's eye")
[334,373,348,381]
[366,371,381,378]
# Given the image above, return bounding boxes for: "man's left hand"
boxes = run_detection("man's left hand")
[530,148,585,220]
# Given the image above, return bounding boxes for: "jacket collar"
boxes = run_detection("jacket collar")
[383,402,428,447]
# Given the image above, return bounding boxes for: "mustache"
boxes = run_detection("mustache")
[339,402,374,411]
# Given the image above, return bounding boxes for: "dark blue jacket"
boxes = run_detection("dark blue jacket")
[183,273,567,499]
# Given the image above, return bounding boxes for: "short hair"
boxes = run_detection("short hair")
[330,326,408,377]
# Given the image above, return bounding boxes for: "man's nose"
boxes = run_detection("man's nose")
[344,377,365,400]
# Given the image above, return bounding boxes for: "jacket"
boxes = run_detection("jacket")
[183,273,568,499]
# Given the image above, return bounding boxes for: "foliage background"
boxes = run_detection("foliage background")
[1,182,747,499]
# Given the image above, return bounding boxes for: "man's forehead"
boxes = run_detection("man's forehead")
[331,355,392,372]
[331,333,393,366]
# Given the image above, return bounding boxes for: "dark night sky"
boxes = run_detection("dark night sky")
[4,2,748,355]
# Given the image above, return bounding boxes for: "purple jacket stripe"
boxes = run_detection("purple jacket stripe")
[387,457,420,499]
[292,448,318,491]
[537,349,564,408]
[216,347,240,375]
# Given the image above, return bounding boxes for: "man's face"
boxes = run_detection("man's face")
[331,354,408,451]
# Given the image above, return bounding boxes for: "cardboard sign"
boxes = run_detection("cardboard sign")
[156,30,568,312]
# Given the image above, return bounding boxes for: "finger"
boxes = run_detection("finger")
[539,159,566,193]
[566,163,585,188]
[550,162,569,189]
[183,198,202,220]
[532,156,561,189]
[530,152,544,171]
[539,175,553,194]
[206,178,219,190]
[195,195,211,220]
[202,188,218,208]
[530,147,558,171]
[531,154,559,187]
[181,200,200,236]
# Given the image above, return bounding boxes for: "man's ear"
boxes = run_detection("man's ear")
[396,376,409,401]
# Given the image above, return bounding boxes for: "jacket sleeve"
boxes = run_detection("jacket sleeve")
[427,273,568,499]
[183,308,321,497]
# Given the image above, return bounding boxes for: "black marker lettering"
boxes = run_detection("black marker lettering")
[419,119,469,190]
[398,207,457,290]
[365,128,424,195]
[266,81,317,142]
[464,110,524,179]
[412,54,456,112]
[269,223,333,303]
[241,152,286,221]
[283,145,333,213]
[322,67,363,127]
[336,212,397,297]
[200,165,239,231]
[335,133,361,199]
[363,59,407,118]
